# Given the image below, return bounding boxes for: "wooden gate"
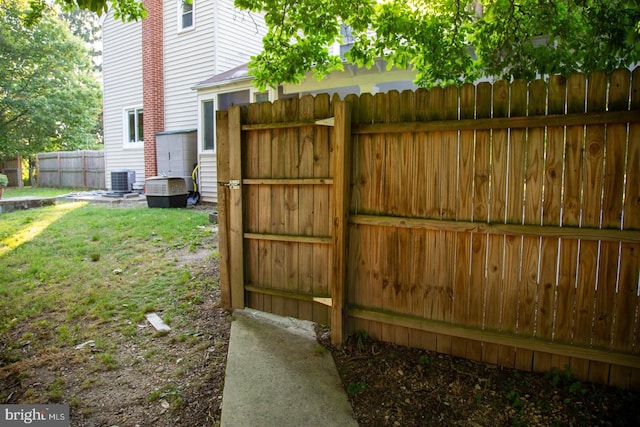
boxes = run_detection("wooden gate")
[217,95,352,344]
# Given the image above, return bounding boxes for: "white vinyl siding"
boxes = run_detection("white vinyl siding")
[215,3,266,73]
[163,0,215,131]
[198,152,217,204]
[102,11,145,189]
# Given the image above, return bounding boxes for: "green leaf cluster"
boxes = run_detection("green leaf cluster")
[24,0,146,23]
[0,0,102,160]
[236,0,640,89]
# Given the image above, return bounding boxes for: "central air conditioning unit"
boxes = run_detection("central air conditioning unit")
[111,170,135,193]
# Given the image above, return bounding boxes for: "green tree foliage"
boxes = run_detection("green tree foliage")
[60,7,103,72]
[0,0,102,159]
[25,0,146,23]
[27,1,640,89]
[236,0,640,89]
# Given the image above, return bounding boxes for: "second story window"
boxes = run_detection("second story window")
[179,0,194,31]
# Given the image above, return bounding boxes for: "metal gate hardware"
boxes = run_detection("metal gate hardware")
[218,180,241,189]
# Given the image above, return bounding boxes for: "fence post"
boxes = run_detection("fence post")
[216,110,232,309]
[82,151,86,188]
[57,152,61,187]
[331,100,353,346]
[228,106,245,309]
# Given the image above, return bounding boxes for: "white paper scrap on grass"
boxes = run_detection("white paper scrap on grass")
[145,313,171,331]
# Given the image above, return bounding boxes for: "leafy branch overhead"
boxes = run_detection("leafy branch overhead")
[20,0,640,89]
[25,0,146,23]
[235,0,640,89]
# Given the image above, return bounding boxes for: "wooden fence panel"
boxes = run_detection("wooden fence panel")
[36,151,105,188]
[0,156,23,187]
[218,69,640,389]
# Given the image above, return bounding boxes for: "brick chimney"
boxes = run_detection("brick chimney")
[142,0,164,179]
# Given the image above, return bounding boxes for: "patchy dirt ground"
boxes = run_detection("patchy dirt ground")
[0,221,231,427]
[324,332,640,427]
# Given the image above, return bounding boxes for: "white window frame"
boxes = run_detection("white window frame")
[249,87,276,106]
[200,98,215,152]
[123,106,144,147]
[177,0,195,33]
[197,86,276,154]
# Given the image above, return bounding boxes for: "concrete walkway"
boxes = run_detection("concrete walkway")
[221,309,358,427]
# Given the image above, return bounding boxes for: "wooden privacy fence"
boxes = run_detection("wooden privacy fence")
[0,156,23,187]
[37,150,105,188]
[217,69,640,389]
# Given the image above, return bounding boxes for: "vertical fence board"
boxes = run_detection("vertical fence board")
[467,82,492,362]
[245,104,261,311]
[530,79,554,373]
[350,94,373,334]
[540,76,566,350]
[381,91,403,343]
[583,71,610,382]
[396,91,415,347]
[412,89,439,351]
[594,71,629,358]
[451,83,475,358]
[413,89,429,218]
[488,80,510,366]
[366,93,388,341]
[298,96,316,321]
[312,94,332,325]
[284,99,301,317]
[556,73,586,349]
[270,101,287,316]
[258,102,274,313]
[514,80,541,371]
[435,86,458,355]
[502,80,527,366]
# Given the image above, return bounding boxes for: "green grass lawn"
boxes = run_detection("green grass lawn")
[0,202,216,366]
[2,186,85,199]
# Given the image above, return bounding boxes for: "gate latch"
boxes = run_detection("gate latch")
[218,180,240,189]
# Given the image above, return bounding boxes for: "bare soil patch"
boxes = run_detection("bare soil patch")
[324,332,640,427]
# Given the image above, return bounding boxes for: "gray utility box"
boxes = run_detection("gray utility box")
[145,177,188,208]
[155,130,197,192]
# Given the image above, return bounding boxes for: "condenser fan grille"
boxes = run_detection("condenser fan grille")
[111,170,135,192]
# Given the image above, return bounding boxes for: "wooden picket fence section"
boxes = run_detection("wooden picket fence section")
[217,69,640,389]
[37,150,105,189]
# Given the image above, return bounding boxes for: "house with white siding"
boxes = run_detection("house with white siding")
[102,0,267,203]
